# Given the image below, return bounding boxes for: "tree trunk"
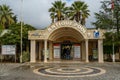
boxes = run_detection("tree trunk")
[52,18,54,23]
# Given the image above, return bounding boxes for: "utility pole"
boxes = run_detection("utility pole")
[20,0,23,63]
[111,0,115,62]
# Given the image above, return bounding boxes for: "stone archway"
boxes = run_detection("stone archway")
[48,27,84,42]
[46,20,89,61]
[46,20,88,40]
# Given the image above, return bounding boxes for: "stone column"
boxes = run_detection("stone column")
[49,41,53,61]
[30,40,36,62]
[98,39,104,63]
[85,39,89,62]
[44,40,47,62]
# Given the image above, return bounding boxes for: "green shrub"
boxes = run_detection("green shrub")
[22,51,30,62]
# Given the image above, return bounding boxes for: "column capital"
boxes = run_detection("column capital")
[98,38,104,40]
[85,39,89,41]
[44,39,48,41]
[85,39,89,43]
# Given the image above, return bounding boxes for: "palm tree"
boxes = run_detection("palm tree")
[49,1,67,22]
[49,7,55,23]
[0,4,15,29]
[69,1,90,25]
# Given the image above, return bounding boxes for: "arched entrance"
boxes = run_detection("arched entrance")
[48,27,85,60]
[48,27,85,42]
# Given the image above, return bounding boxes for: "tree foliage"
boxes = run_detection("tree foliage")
[49,1,90,25]
[0,4,16,29]
[0,4,36,62]
[93,0,120,44]
[0,23,36,51]
[93,0,120,31]
[69,1,90,25]
[93,0,120,59]
[49,1,68,22]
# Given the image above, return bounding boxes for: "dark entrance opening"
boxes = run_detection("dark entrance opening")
[61,41,72,60]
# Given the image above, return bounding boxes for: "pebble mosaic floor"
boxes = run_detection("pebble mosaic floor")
[33,65,106,77]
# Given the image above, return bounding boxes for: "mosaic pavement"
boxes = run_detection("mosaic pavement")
[33,65,106,77]
[1,63,120,80]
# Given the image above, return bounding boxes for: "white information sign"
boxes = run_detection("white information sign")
[93,49,98,59]
[2,45,16,55]
[74,46,80,58]
[54,45,60,58]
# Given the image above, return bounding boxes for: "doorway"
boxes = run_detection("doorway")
[61,41,72,60]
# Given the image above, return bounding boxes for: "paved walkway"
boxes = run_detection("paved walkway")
[0,62,120,80]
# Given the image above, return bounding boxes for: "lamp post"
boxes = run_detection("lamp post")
[20,0,23,63]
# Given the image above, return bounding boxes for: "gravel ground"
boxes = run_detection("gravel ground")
[0,62,120,80]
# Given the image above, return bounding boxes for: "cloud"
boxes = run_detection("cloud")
[0,0,103,29]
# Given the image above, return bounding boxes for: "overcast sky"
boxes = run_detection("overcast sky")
[0,0,104,29]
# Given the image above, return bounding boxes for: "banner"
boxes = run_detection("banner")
[54,44,60,58]
[93,49,98,59]
[74,45,80,58]
[2,45,16,55]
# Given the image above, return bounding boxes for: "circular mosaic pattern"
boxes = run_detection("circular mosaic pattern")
[33,66,106,77]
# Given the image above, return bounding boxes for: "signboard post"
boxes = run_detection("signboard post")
[1,45,16,62]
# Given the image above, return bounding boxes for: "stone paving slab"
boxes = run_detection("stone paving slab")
[0,62,120,80]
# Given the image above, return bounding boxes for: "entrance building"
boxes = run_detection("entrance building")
[28,20,105,63]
